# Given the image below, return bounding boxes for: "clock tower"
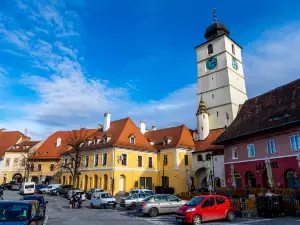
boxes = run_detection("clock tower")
[195,15,247,134]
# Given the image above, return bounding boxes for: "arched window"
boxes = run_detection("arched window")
[197,154,203,161]
[203,115,205,119]
[232,44,235,55]
[208,44,213,54]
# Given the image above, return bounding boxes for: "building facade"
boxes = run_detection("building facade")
[215,79,300,189]
[61,114,194,194]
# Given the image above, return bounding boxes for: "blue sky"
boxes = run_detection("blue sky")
[0,0,300,139]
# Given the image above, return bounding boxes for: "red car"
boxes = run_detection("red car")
[175,195,235,224]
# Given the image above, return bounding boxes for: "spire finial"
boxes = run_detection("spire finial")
[212,8,217,23]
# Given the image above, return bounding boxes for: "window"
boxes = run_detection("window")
[202,197,215,208]
[208,44,213,54]
[56,137,61,147]
[38,164,42,171]
[94,154,98,166]
[290,135,300,151]
[102,153,107,165]
[232,147,238,159]
[85,156,89,167]
[30,164,34,171]
[155,195,168,202]
[13,158,18,167]
[197,154,203,161]
[217,111,219,117]
[167,195,180,202]
[206,154,211,161]
[5,158,10,167]
[121,154,127,166]
[203,115,205,119]
[212,94,214,99]
[148,157,153,168]
[163,155,168,165]
[232,44,235,55]
[64,159,68,166]
[247,144,255,158]
[50,164,54,171]
[164,138,168,145]
[103,137,107,144]
[138,155,142,167]
[184,155,188,166]
[129,136,135,144]
[267,139,276,154]
[21,159,25,167]
[216,197,225,204]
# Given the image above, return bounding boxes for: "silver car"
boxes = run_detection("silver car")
[120,193,151,209]
[137,194,187,217]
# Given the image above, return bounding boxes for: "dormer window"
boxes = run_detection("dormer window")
[129,134,136,144]
[80,143,84,148]
[56,137,62,148]
[97,139,101,144]
[150,141,155,146]
[164,139,168,145]
[103,136,111,144]
[88,140,92,146]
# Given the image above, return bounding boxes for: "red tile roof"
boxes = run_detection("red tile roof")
[0,131,27,157]
[215,79,300,144]
[6,141,41,153]
[82,118,156,152]
[194,128,225,152]
[144,125,195,150]
[34,128,98,159]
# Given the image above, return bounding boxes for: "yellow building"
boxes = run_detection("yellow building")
[61,114,195,195]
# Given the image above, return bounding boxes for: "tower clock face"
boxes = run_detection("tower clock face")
[232,58,238,70]
[206,57,217,70]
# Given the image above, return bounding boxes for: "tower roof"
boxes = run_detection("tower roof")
[204,22,230,40]
[196,96,208,115]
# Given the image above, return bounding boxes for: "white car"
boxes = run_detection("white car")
[67,189,87,201]
[40,184,61,194]
[128,189,154,196]
[120,193,151,209]
[90,192,117,209]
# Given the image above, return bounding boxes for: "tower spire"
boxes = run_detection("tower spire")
[212,8,217,23]
[197,95,208,115]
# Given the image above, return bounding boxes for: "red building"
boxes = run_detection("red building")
[214,79,300,189]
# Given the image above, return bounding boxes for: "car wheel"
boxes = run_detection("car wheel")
[56,192,60,196]
[130,203,136,210]
[149,208,159,217]
[192,215,202,225]
[99,204,103,209]
[227,211,235,221]
[104,204,108,209]
[91,203,94,209]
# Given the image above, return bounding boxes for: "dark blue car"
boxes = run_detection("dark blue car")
[21,196,48,218]
[0,201,44,224]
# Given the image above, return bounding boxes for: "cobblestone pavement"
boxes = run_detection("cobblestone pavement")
[2,190,300,225]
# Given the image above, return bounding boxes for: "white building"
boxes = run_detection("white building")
[192,16,247,190]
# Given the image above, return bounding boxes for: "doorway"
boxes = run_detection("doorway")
[245,171,256,188]
[119,175,125,192]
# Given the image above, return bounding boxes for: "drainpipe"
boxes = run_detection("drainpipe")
[112,145,115,196]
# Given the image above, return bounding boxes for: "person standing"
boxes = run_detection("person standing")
[71,191,76,209]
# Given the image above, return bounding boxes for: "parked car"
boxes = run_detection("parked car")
[86,188,104,200]
[120,193,151,209]
[67,189,87,201]
[128,189,154,196]
[21,195,48,218]
[0,184,6,190]
[0,200,44,224]
[1,183,12,190]
[90,192,117,209]
[40,184,61,194]
[49,186,63,196]
[35,184,47,193]
[137,194,187,217]
[59,185,73,196]
[20,182,35,195]
[11,183,21,191]
[175,195,235,224]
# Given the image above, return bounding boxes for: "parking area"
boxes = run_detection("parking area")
[2,190,300,225]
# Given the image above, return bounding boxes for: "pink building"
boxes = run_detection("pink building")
[214,79,300,189]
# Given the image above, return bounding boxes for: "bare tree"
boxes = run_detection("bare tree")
[57,129,89,187]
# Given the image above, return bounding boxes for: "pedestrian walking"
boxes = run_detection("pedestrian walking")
[71,191,76,209]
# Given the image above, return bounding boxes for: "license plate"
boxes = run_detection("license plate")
[28,189,31,191]
[109,202,114,205]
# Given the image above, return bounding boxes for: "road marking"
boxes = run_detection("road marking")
[43,215,48,225]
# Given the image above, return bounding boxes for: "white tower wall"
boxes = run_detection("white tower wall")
[197,112,209,140]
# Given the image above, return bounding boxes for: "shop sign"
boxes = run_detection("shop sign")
[256,162,278,170]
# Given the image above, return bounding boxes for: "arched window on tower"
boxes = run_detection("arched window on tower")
[208,44,213,54]
[197,155,203,162]
[232,44,235,55]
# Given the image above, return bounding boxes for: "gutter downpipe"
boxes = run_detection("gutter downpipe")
[112,145,115,196]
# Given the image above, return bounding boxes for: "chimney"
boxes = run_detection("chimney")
[103,113,111,131]
[152,126,156,131]
[24,129,28,136]
[140,121,146,134]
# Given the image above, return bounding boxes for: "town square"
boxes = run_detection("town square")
[1,0,300,224]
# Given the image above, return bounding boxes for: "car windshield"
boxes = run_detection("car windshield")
[0,203,30,221]
[101,193,112,198]
[129,190,138,195]
[144,191,154,195]
[186,197,205,206]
